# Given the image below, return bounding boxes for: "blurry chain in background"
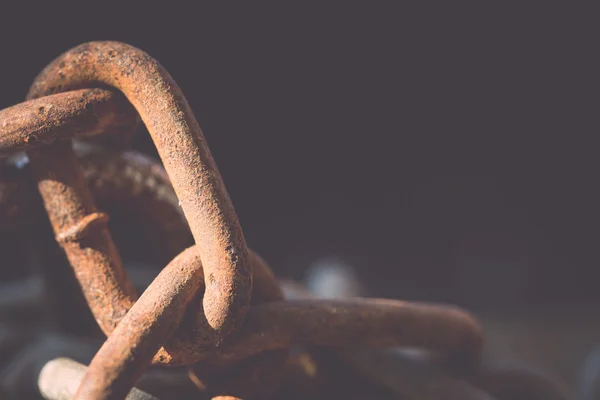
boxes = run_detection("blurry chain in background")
[0,40,594,399]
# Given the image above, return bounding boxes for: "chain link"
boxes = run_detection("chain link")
[0,41,574,400]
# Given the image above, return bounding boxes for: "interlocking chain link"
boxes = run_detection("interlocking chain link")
[0,41,573,400]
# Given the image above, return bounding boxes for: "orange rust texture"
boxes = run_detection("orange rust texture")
[0,88,137,154]
[0,147,196,335]
[215,299,482,365]
[28,141,138,332]
[76,146,194,266]
[0,146,194,265]
[280,281,492,400]
[75,254,482,398]
[27,41,253,339]
[0,41,495,400]
[189,251,288,400]
[74,248,282,400]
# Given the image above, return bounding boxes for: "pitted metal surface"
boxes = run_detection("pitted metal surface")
[0,41,578,400]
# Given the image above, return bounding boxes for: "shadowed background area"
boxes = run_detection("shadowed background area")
[0,2,598,388]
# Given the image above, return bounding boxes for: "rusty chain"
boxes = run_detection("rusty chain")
[0,41,577,399]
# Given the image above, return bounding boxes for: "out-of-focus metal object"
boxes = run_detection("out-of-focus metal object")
[577,346,600,400]
[284,277,491,399]
[337,347,495,400]
[302,259,574,400]
[477,360,573,400]
[305,257,365,299]
[0,335,97,399]
[0,39,580,399]
[39,358,158,400]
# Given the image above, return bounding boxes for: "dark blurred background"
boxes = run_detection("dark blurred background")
[0,3,597,332]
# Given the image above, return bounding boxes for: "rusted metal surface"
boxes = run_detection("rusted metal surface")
[72,245,204,399]
[0,89,138,155]
[0,40,580,399]
[74,247,285,399]
[189,350,288,400]
[1,144,193,265]
[27,41,253,341]
[281,280,490,399]
[209,298,482,364]
[296,261,575,400]
[74,144,193,266]
[0,146,194,337]
[28,140,138,334]
[187,252,287,400]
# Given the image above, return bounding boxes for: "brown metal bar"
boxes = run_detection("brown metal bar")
[74,247,282,400]
[73,246,201,400]
[28,141,138,332]
[0,88,137,155]
[27,41,253,340]
[39,358,159,400]
[281,280,489,400]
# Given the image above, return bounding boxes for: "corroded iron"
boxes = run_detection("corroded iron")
[26,41,253,343]
[0,88,138,154]
[0,40,577,400]
[73,246,282,399]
